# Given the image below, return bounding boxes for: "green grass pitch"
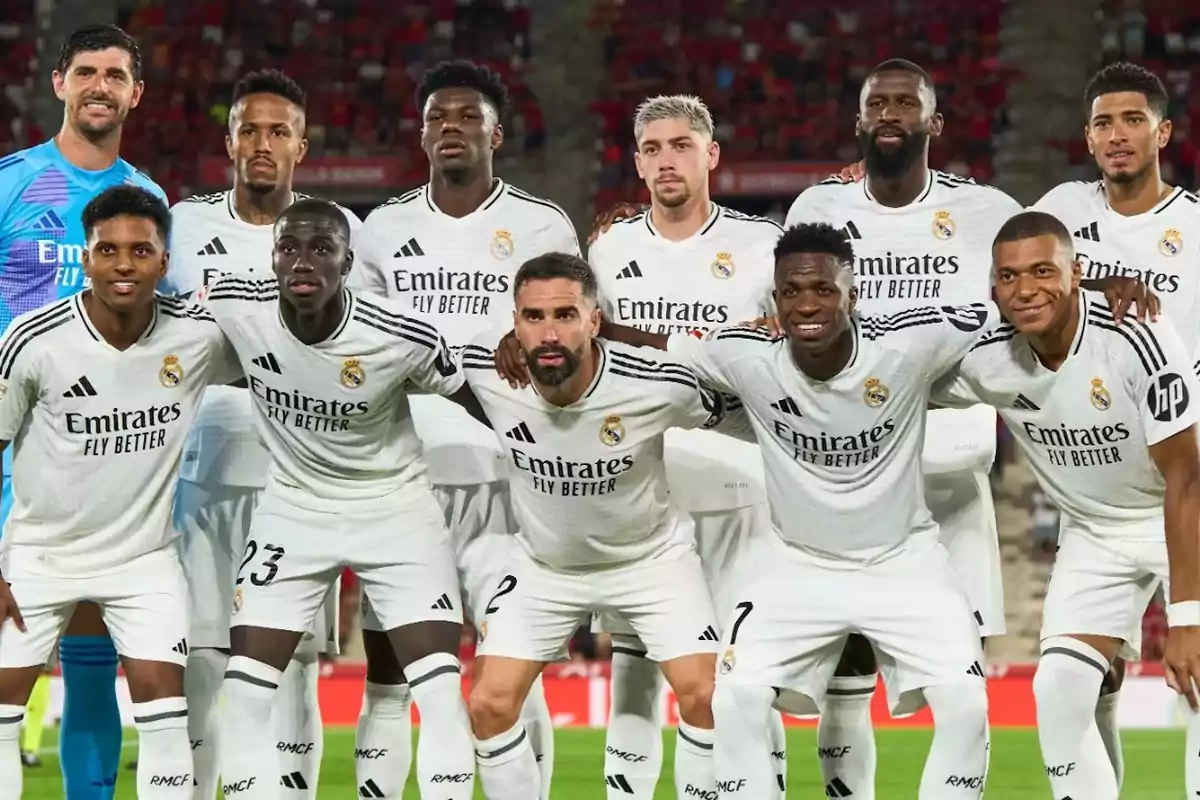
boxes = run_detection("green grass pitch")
[21,727,1183,798]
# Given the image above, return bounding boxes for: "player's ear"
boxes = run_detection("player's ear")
[634,149,646,181]
[52,71,68,102]
[130,80,144,110]
[491,123,504,152]
[342,248,353,276]
[1156,118,1172,150]
[296,135,309,164]
[588,303,602,337]
[1070,259,1083,290]
[706,138,720,171]
[928,111,945,138]
[1084,124,1096,155]
[159,251,170,282]
[847,285,858,315]
[81,244,92,278]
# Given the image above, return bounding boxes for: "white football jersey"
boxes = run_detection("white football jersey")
[0,294,240,574]
[459,336,727,571]
[355,179,581,486]
[1031,180,1200,367]
[667,302,1002,562]
[938,290,1200,541]
[591,204,780,512]
[166,190,364,487]
[786,171,1023,475]
[202,276,463,509]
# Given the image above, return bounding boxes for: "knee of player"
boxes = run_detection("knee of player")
[467,680,523,737]
[124,660,186,703]
[670,669,715,719]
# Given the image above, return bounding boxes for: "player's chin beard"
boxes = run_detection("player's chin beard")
[526,345,582,387]
[654,184,691,209]
[74,111,124,141]
[860,129,927,179]
[1104,159,1150,185]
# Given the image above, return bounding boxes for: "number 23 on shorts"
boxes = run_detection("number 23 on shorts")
[237,539,287,587]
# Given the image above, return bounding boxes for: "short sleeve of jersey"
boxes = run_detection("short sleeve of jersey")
[0,319,40,440]
[665,326,772,394]
[1128,316,1200,446]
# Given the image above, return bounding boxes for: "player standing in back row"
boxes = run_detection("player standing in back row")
[587,94,787,798]
[163,69,358,800]
[784,59,1021,798]
[0,24,167,798]
[355,59,578,800]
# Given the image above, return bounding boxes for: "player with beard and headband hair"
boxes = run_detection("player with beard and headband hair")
[585,94,786,799]
[1030,60,1200,794]
[162,69,361,800]
[0,24,167,799]
[781,59,1023,798]
[354,59,577,800]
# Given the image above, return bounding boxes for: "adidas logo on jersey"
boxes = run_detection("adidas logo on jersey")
[770,397,802,416]
[280,772,309,790]
[431,593,454,611]
[171,639,189,656]
[505,421,536,443]
[698,626,719,642]
[1073,221,1100,242]
[839,221,863,240]
[197,237,228,256]
[33,210,66,231]
[1013,394,1040,411]
[966,661,986,678]
[393,238,425,258]
[825,777,854,797]
[63,376,98,398]
[252,352,283,374]
[616,260,643,279]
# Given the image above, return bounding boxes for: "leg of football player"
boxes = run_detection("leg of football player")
[1183,695,1200,796]
[21,671,50,765]
[0,667,47,797]
[711,680,776,797]
[659,652,717,798]
[357,629,412,800]
[605,638,663,799]
[469,655,546,799]
[1034,636,1120,800]
[122,658,193,799]
[387,620,476,799]
[275,652,321,797]
[918,683,989,799]
[59,603,121,800]
[518,673,554,799]
[1095,659,1125,789]
[767,708,787,797]
[185,648,227,800]
[818,636,878,800]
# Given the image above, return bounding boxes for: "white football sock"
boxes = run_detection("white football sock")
[275,654,322,798]
[1033,638,1117,800]
[675,720,716,797]
[711,681,775,797]
[605,646,663,798]
[0,705,24,797]
[133,697,194,799]
[768,708,787,797]
[1095,689,1124,789]
[185,648,226,800]
[406,652,475,798]
[355,681,411,799]
[217,656,283,800]
[817,674,877,800]
[919,684,988,799]
[475,723,540,800]
[519,673,554,799]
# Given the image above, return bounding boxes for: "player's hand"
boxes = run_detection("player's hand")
[494,330,530,389]
[0,580,25,633]
[1097,275,1160,324]
[1164,624,1200,710]
[742,315,784,339]
[587,202,645,246]
[830,160,866,183]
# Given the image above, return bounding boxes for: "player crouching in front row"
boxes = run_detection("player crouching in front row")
[0,186,244,798]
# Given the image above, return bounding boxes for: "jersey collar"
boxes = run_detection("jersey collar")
[74,292,160,347]
[423,178,506,218]
[275,288,354,345]
[1019,291,1090,368]
[786,318,861,383]
[1098,182,1187,216]
[643,202,721,238]
[862,169,934,209]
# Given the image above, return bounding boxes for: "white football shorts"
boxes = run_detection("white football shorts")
[0,546,191,668]
[714,534,985,717]
[926,470,1005,637]
[592,504,763,649]
[230,483,461,636]
[1042,518,1166,662]
[176,479,339,654]
[477,543,720,664]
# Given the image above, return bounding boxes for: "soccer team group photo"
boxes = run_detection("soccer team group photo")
[0,3,1197,799]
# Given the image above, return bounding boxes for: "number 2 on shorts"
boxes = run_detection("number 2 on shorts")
[485,575,518,614]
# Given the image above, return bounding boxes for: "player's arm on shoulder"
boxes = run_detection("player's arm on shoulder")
[664,326,770,395]
[924,301,1004,375]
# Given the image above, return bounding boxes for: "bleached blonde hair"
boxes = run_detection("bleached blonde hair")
[633,95,714,143]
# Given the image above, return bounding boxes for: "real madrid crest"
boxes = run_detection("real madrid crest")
[340,359,365,389]
[159,355,184,388]
[231,587,243,615]
[719,648,736,675]
[932,210,956,241]
[599,414,626,446]
[490,229,515,260]
[711,252,735,279]
[1090,377,1112,411]
[863,377,889,408]
[478,621,488,643]
[1160,228,1182,257]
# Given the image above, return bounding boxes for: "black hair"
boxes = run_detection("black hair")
[1084,61,1169,120]
[992,210,1072,251]
[513,253,598,302]
[416,59,509,118]
[278,198,350,239]
[774,223,856,267]
[865,58,935,96]
[81,185,170,244]
[231,68,307,111]
[57,24,141,81]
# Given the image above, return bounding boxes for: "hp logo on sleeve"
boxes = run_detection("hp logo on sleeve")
[1147,372,1190,422]
[940,304,988,333]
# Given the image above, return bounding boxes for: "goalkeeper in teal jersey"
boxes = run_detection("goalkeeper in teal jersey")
[0,24,164,799]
